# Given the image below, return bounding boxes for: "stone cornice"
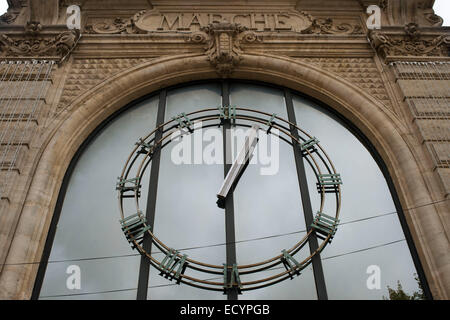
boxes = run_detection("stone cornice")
[185,21,256,76]
[0,28,80,61]
[369,26,450,62]
[83,8,363,36]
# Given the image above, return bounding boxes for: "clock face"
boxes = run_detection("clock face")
[117,105,342,293]
[38,82,423,300]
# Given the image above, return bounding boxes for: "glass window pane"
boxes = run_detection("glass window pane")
[148,83,226,299]
[292,94,420,300]
[230,83,317,299]
[39,97,159,300]
[39,82,423,301]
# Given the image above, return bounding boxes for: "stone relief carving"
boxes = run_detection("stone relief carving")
[0,29,80,58]
[186,21,259,76]
[301,18,363,35]
[418,1,444,27]
[85,11,147,34]
[86,17,135,34]
[404,22,420,41]
[422,8,444,27]
[378,0,388,10]
[0,12,19,25]
[370,31,449,59]
[24,21,43,35]
[0,0,27,25]
[84,9,362,36]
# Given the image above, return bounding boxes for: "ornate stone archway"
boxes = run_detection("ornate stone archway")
[0,52,448,299]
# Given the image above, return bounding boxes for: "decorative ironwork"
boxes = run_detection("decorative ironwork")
[266,113,277,134]
[281,249,303,279]
[117,107,342,292]
[224,264,242,294]
[317,173,342,193]
[159,249,188,284]
[311,212,339,242]
[300,137,319,156]
[172,112,193,135]
[116,177,141,198]
[119,212,151,249]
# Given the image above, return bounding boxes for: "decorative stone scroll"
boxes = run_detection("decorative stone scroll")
[0,29,80,59]
[85,8,363,36]
[369,29,449,61]
[301,18,363,35]
[0,0,26,25]
[0,12,19,25]
[186,21,260,77]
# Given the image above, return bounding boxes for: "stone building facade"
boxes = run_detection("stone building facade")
[0,0,448,299]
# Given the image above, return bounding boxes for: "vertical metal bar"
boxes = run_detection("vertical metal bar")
[284,88,328,300]
[222,81,238,300]
[136,89,166,300]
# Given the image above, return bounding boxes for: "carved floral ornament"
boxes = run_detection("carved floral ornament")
[0,29,80,59]
[0,12,19,25]
[85,9,363,36]
[369,29,450,60]
[186,21,260,77]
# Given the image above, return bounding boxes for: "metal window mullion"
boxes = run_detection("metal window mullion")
[284,88,328,300]
[136,89,167,300]
[222,80,239,300]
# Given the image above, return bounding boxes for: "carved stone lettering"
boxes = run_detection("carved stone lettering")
[89,10,315,34]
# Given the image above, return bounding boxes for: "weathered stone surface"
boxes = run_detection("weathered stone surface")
[436,168,450,197]
[398,79,450,98]
[0,0,449,301]
[427,142,450,168]
[56,58,151,114]
[301,57,392,109]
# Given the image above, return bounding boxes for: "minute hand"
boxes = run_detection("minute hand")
[217,124,260,209]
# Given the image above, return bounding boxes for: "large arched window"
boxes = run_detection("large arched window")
[34,81,429,300]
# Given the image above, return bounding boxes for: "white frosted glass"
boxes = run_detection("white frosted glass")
[39,82,424,301]
[148,83,226,299]
[229,83,317,299]
[293,95,420,300]
[39,97,159,299]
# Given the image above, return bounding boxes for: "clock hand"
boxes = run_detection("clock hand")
[217,124,260,209]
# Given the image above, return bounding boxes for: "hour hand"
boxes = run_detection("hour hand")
[217,124,260,209]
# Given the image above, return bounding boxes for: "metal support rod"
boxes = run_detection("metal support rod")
[136,89,167,300]
[222,81,239,300]
[284,88,328,300]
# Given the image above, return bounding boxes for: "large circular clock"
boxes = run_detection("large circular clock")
[117,106,342,293]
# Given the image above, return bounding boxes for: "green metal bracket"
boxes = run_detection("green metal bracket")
[159,249,188,283]
[172,112,193,134]
[300,137,319,153]
[218,105,236,122]
[311,211,339,242]
[119,211,151,249]
[281,249,302,279]
[266,113,277,133]
[135,138,154,155]
[116,177,141,198]
[223,263,242,294]
[317,173,342,193]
